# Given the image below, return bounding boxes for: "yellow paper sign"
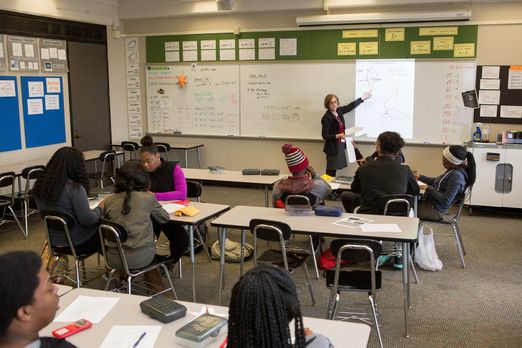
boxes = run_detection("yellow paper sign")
[410,41,431,55]
[337,42,356,56]
[385,28,405,41]
[419,26,458,36]
[454,43,475,57]
[342,29,378,39]
[359,41,379,55]
[433,36,454,50]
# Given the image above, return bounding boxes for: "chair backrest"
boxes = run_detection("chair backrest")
[282,193,317,207]
[98,220,131,273]
[121,141,139,160]
[249,219,292,242]
[99,151,116,177]
[21,165,45,197]
[155,142,171,152]
[452,185,472,223]
[42,212,77,258]
[379,194,415,217]
[0,172,17,207]
[186,180,202,201]
[329,239,382,295]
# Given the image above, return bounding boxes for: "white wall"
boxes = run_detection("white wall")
[117,2,522,177]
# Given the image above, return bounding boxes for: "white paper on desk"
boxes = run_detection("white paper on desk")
[100,325,161,348]
[328,182,340,190]
[54,295,119,323]
[345,136,357,163]
[360,223,401,233]
[161,203,185,214]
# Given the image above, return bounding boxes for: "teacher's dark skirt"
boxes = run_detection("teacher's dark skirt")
[326,142,347,171]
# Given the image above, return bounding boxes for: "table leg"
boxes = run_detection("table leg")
[196,148,201,169]
[218,227,227,305]
[185,150,189,168]
[189,225,196,302]
[264,186,269,207]
[402,241,410,338]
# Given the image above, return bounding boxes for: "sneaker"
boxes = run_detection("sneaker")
[377,255,392,267]
[393,256,404,270]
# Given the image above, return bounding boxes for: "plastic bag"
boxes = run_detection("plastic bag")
[415,225,443,271]
[210,238,253,263]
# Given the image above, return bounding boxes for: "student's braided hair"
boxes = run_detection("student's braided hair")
[227,265,307,348]
[113,161,150,215]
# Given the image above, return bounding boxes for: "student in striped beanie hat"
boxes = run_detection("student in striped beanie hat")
[282,143,309,174]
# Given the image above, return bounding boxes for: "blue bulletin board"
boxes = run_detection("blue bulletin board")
[21,76,66,148]
[0,76,22,152]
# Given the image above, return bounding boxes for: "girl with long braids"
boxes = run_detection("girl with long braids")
[34,147,102,254]
[414,145,476,220]
[228,265,333,348]
[102,161,169,272]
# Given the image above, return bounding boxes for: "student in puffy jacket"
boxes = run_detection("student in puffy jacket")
[414,145,476,220]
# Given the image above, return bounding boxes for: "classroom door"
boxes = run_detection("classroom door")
[68,41,111,151]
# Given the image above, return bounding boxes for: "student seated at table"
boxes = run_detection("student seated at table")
[352,140,405,166]
[340,131,419,214]
[103,161,170,289]
[228,265,333,348]
[0,250,76,348]
[272,144,331,208]
[34,147,102,254]
[414,145,476,221]
[140,135,189,264]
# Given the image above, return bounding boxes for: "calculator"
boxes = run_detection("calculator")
[140,294,187,323]
[52,319,92,338]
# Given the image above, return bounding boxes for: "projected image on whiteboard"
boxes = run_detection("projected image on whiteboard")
[355,60,415,139]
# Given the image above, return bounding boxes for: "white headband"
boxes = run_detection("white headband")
[442,146,465,165]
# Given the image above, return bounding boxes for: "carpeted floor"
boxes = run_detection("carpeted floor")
[1,185,521,347]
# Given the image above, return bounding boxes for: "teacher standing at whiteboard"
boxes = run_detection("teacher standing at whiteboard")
[321,91,372,177]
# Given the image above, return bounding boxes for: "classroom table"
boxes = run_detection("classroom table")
[111,142,204,168]
[56,284,73,297]
[183,168,288,207]
[211,205,419,337]
[165,201,230,302]
[40,287,371,348]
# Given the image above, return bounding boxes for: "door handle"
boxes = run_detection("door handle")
[74,130,81,139]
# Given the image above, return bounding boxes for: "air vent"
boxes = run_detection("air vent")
[0,10,106,44]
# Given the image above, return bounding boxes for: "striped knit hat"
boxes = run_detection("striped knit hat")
[282,143,309,173]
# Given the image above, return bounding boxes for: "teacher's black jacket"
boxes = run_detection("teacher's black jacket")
[351,155,420,214]
[321,98,363,156]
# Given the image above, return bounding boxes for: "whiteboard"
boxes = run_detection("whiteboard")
[145,60,476,144]
[146,64,240,136]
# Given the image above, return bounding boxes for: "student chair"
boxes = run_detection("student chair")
[284,194,321,280]
[98,220,177,298]
[249,219,316,306]
[43,212,100,287]
[0,172,26,238]
[156,142,171,161]
[19,165,46,236]
[121,141,140,161]
[418,187,471,268]
[379,194,419,282]
[89,151,116,189]
[325,239,383,348]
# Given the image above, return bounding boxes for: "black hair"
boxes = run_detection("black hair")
[448,145,476,187]
[227,265,306,348]
[32,147,90,202]
[0,251,42,335]
[113,161,150,215]
[377,131,405,155]
[140,135,159,155]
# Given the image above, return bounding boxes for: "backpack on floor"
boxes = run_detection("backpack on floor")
[210,238,253,263]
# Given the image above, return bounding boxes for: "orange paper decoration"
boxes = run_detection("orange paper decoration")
[177,73,187,88]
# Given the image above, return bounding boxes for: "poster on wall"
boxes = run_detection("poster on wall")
[0,35,7,71]
[39,38,68,73]
[7,35,40,72]
[125,37,143,138]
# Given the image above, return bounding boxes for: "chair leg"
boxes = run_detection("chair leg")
[369,295,384,348]
[195,227,212,262]
[308,236,320,279]
[455,224,466,256]
[75,259,81,288]
[24,200,29,237]
[409,254,419,284]
[127,276,132,294]
[303,262,316,306]
[105,269,117,290]
[161,264,177,299]
[178,259,183,279]
[326,290,337,319]
[331,292,340,320]
[8,206,26,238]
[452,225,466,268]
